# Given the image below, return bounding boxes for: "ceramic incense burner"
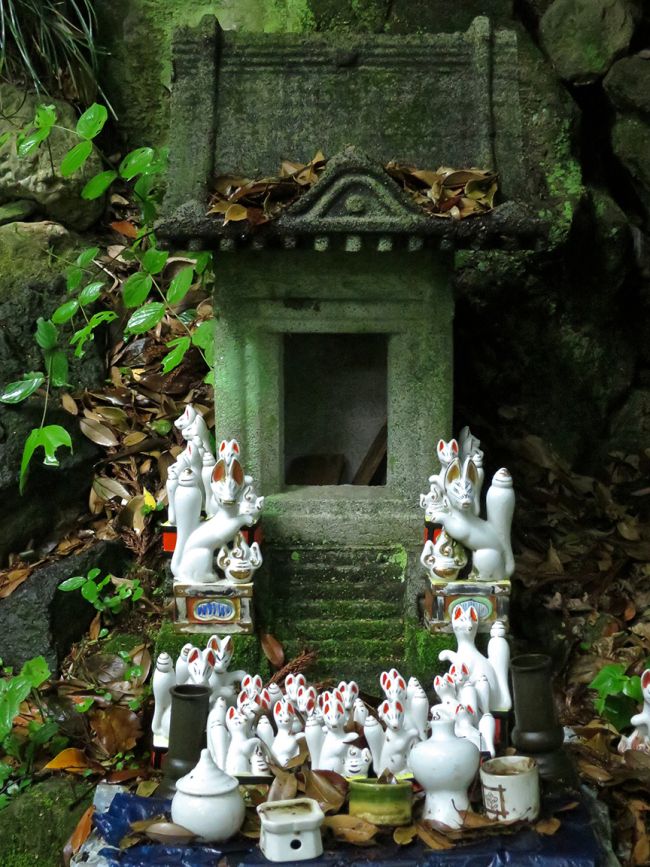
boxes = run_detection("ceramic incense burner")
[258,798,325,862]
[171,749,245,842]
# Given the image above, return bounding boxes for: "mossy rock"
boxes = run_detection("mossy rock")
[0,776,93,867]
[540,0,637,84]
[154,622,270,678]
[403,620,454,686]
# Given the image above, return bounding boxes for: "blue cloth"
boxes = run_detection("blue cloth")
[93,793,604,867]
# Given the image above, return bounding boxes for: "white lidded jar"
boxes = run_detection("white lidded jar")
[171,749,245,842]
[409,716,480,829]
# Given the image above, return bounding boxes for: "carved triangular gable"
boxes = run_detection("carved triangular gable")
[277,148,431,235]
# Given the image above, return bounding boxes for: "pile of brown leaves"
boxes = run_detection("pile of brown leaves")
[207,153,498,226]
[492,427,650,863]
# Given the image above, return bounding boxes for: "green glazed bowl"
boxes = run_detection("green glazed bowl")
[348,779,413,826]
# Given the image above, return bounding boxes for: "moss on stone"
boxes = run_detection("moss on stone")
[403,619,453,683]
[0,777,92,867]
[154,622,269,677]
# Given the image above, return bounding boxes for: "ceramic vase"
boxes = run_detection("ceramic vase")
[511,653,577,787]
[159,684,211,797]
[409,717,479,829]
[511,654,562,752]
[171,749,245,842]
[348,780,413,826]
[480,756,540,823]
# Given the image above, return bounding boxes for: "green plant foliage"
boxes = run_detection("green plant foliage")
[0,0,102,103]
[589,662,645,731]
[0,373,44,404]
[59,568,144,615]
[0,101,214,493]
[19,425,72,493]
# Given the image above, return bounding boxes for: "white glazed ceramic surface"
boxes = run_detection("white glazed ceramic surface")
[419,427,515,583]
[258,798,325,862]
[410,717,480,829]
[171,749,245,842]
[480,755,540,824]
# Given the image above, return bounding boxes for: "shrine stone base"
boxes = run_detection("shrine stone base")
[424,579,511,634]
[172,581,254,635]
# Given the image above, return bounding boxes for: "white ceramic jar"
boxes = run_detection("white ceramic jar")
[171,749,245,842]
[480,755,540,823]
[409,716,480,829]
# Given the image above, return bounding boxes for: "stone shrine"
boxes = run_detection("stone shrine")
[157,15,545,686]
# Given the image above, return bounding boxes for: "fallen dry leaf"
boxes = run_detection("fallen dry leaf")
[322,814,378,845]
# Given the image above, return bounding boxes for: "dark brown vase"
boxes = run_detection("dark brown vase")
[158,684,211,798]
[511,653,578,789]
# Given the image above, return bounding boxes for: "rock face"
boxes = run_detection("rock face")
[604,54,650,116]
[540,0,638,82]
[0,541,127,672]
[0,221,104,563]
[611,115,650,212]
[0,777,93,867]
[0,83,104,230]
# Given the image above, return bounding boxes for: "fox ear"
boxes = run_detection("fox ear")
[228,706,235,719]
[188,648,199,663]
[232,460,244,485]
[212,459,226,482]
[643,670,650,690]
[233,441,240,453]
[465,457,478,486]
[450,439,459,454]
[206,649,216,667]
[454,606,463,621]
[219,440,226,453]
[469,606,478,622]
[437,439,446,456]
[445,458,461,485]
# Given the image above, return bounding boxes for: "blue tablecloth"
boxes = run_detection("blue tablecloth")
[94,793,605,867]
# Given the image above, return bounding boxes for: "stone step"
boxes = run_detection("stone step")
[279,635,404,660]
[278,598,401,621]
[284,617,404,642]
[269,546,407,570]
[269,576,404,604]
[306,656,407,694]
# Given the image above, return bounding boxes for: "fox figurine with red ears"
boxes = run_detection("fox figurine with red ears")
[619,669,650,754]
[439,605,511,713]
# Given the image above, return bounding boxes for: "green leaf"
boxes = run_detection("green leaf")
[51,299,79,325]
[623,675,643,703]
[166,266,194,304]
[77,698,94,712]
[82,170,117,201]
[78,281,104,306]
[35,318,58,350]
[58,575,86,592]
[589,664,627,696]
[76,247,100,268]
[76,104,108,140]
[125,302,165,335]
[17,127,48,157]
[191,320,215,351]
[66,266,84,292]
[0,131,12,149]
[122,272,152,307]
[19,425,73,494]
[35,104,57,130]
[60,140,92,178]
[88,568,101,581]
[119,147,154,180]
[0,373,44,404]
[20,657,49,689]
[0,676,32,740]
[194,252,212,275]
[81,581,99,604]
[70,312,117,357]
[150,419,172,434]
[49,351,69,388]
[161,336,190,374]
[142,248,168,275]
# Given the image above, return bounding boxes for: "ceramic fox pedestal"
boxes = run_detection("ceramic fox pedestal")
[420,429,514,634]
[162,410,265,635]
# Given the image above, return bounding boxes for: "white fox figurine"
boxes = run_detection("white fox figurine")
[176,482,264,583]
[317,690,356,773]
[619,669,650,754]
[422,457,514,582]
[439,606,511,712]
[206,635,247,702]
[272,698,305,766]
[420,529,468,582]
